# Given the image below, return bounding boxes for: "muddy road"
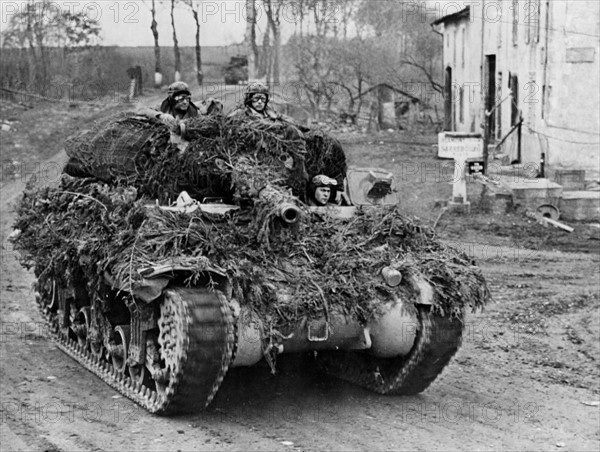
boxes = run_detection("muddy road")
[1,152,599,452]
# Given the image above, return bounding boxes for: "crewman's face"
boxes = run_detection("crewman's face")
[314,186,331,205]
[173,94,190,111]
[250,94,267,112]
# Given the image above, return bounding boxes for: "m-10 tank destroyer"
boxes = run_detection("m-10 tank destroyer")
[11,112,490,415]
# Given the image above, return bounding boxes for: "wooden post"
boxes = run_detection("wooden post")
[135,65,143,96]
[517,114,522,163]
[483,112,489,174]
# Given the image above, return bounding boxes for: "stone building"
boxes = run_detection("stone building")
[432,1,599,175]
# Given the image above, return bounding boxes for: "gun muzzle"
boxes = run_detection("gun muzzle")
[279,203,301,224]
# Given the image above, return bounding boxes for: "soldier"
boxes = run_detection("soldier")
[158,81,200,124]
[137,81,222,129]
[228,81,282,120]
[306,174,339,206]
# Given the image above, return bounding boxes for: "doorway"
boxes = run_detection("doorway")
[484,55,496,140]
[444,66,453,131]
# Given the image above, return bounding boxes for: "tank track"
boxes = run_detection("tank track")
[315,306,464,395]
[37,285,235,415]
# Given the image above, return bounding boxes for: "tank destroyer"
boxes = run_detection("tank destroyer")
[11,112,490,414]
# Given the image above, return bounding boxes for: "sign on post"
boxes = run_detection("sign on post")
[438,132,484,160]
[437,133,484,210]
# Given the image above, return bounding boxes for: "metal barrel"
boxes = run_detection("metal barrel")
[278,202,301,224]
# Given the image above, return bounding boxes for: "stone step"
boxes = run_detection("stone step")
[559,191,600,221]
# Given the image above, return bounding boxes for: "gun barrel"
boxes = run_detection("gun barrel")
[279,203,301,224]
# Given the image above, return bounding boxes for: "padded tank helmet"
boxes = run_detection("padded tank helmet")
[307,174,338,205]
[167,81,191,98]
[244,81,270,105]
[311,174,338,188]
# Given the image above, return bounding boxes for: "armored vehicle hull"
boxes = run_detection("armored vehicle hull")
[12,113,489,415]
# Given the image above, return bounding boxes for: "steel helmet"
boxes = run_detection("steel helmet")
[244,81,269,104]
[167,81,191,98]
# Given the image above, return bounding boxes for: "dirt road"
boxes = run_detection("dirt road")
[1,150,598,452]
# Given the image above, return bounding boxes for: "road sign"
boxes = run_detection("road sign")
[438,132,484,160]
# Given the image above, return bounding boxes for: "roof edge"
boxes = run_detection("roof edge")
[431,6,470,26]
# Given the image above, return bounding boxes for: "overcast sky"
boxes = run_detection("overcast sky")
[0,0,467,47]
[98,0,252,47]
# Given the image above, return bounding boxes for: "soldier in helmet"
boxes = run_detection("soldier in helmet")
[228,81,282,120]
[137,81,222,129]
[159,81,199,121]
[306,174,339,206]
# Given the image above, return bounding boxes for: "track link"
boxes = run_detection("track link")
[39,286,235,415]
[315,306,464,395]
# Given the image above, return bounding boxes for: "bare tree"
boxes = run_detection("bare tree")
[25,0,37,86]
[287,34,336,118]
[259,20,271,79]
[170,0,181,81]
[263,0,284,84]
[183,0,203,85]
[282,0,441,127]
[285,0,348,117]
[338,1,357,41]
[143,0,163,87]
[355,0,442,93]
[245,0,259,80]
[2,0,101,88]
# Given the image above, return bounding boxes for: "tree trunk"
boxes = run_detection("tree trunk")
[272,27,281,84]
[151,0,162,87]
[246,0,256,80]
[260,26,270,79]
[171,0,181,82]
[34,22,49,87]
[26,0,37,87]
[192,8,203,85]
[298,0,305,37]
[377,84,396,130]
[264,0,280,84]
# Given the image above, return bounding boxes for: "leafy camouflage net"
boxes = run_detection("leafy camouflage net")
[12,111,490,359]
[63,113,346,205]
[64,113,169,182]
[304,129,347,185]
[12,175,490,342]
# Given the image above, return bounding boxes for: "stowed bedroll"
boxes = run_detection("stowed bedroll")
[11,112,490,415]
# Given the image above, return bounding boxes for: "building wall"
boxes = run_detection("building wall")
[441,15,481,134]
[438,1,599,174]
[542,0,600,171]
